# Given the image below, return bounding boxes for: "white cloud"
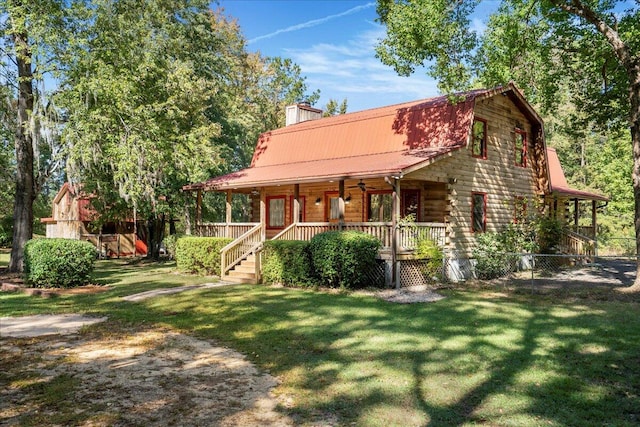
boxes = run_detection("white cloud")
[248,2,376,44]
[470,17,488,36]
[284,27,439,111]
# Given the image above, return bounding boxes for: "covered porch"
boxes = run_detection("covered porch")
[185,177,451,285]
[545,147,609,256]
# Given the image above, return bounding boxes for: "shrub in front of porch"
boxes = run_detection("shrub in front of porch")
[175,237,232,276]
[262,240,313,286]
[309,231,381,289]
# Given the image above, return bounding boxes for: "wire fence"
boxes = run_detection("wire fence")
[392,254,637,292]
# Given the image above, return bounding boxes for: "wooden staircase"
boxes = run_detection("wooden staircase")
[559,229,596,257]
[220,224,263,285]
[223,253,258,284]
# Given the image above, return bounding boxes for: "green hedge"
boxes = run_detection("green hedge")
[262,240,312,286]
[24,238,96,288]
[309,230,381,288]
[175,237,232,276]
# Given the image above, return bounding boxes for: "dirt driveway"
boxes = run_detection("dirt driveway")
[1,323,293,426]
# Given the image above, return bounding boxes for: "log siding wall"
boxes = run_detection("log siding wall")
[405,94,540,256]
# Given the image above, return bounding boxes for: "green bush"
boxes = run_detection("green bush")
[415,234,444,281]
[472,223,537,279]
[0,230,11,247]
[262,240,312,286]
[472,232,515,279]
[162,233,184,260]
[175,237,232,276]
[534,216,563,253]
[24,238,96,288]
[309,231,381,289]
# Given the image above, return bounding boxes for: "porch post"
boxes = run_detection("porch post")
[338,180,345,230]
[225,190,232,238]
[592,199,598,256]
[293,184,300,224]
[260,189,266,242]
[392,178,400,289]
[196,189,202,226]
[574,199,579,231]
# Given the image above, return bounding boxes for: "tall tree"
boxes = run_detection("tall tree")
[0,84,16,245]
[61,0,223,257]
[375,0,640,290]
[0,0,68,271]
[183,10,320,223]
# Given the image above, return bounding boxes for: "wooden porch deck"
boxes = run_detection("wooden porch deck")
[196,222,448,284]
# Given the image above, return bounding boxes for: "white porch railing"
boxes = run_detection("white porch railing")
[398,223,447,249]
[220,224,263,276]
[560,229,595,257]
[196,222,258,239]
[272,222,447,250]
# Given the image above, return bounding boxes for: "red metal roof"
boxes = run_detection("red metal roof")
[547,147,608,201]
[184,84,542,191]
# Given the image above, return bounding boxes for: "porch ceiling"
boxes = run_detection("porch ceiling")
[183,146,458,191]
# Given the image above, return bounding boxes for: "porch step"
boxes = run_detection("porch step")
[223,255,257,284]
[224,273,256,284]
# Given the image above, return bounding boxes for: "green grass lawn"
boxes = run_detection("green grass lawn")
[2,260,640,426]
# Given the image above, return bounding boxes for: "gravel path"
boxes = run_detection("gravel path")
[1,326,293,426]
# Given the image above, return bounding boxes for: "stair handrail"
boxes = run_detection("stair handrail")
[220,223,263,276]
[560,228,596,256]
[271,222,298,241]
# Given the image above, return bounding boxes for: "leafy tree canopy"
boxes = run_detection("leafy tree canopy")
[375,0,640,289]
[376,1,638,125]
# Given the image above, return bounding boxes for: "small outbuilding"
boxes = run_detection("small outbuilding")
[41,183,148,257]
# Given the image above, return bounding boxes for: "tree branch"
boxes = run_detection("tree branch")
[550,0,635,70]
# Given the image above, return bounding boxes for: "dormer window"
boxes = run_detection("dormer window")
[472,118,487,159]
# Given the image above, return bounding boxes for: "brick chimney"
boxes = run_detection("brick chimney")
[285,102,323,126]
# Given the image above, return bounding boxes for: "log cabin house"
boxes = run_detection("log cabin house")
[184,83,607,285]
[41,183,148,257]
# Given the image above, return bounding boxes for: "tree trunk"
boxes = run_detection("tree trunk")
[8,30,35,273]
[169,215,176,235]
[146,214,166,259]
[184,203,192,235]
[628,64,640,291]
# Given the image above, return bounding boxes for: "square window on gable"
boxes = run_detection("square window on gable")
[472,118,487,159]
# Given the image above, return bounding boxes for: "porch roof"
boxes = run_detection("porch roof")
[547,147,608,202]
[184,146,460,191]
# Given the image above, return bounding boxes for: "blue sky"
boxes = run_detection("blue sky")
[218,0,444,112]
[218,0,638,113]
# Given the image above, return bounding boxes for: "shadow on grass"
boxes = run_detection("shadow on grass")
[2,260,640,426]
[135,286,640,426]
